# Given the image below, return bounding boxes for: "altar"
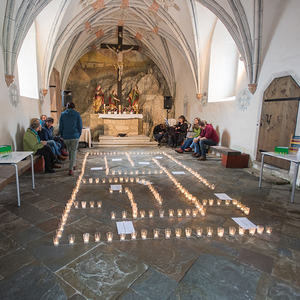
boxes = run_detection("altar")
[98,113,143,136]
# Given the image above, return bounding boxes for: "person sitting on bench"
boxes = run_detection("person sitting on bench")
[153,123,167,146]
[193,121,219,160]
[168,115,188,147]
[175,117,201,153]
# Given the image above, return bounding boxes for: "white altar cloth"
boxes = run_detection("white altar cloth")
[98,114,143,119]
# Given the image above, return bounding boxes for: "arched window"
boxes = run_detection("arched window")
[17,22,39,99]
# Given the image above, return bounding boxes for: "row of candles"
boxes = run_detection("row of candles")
[124,187,138,218]
[146,181,163,205]
[163,152,215,190]
[55,225,272,246]
[82,174,163,184]
[104,155,109,175]
[110,169,163,175]
[53,152,90,246]
[125,152,135,167]
[89,151,164,156]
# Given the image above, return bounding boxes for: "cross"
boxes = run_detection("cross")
[101,26,139,106]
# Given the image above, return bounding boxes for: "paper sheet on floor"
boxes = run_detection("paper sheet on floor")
[110,184,122,191]
[155,156,163,159]
[138,162,150,165]
[90,167,103,171]
[232,217,257,229]
[172,171,185,175]
[112,158,122,161]
[116,221,135,234]
[215,193,232,200]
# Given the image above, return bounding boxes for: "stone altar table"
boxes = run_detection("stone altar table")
[98,114,143,136]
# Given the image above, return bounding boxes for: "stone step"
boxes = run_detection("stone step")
[99,135,151,141]
[96,135,158,147]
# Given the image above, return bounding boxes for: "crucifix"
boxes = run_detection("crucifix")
[101,26,139,106]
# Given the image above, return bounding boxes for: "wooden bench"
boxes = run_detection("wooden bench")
[210,146,249,168]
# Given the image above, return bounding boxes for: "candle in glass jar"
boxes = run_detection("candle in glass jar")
[249,227,256,235]
[185,209,191,217]
[175,228,182,238]
[81,201,87,209]
[83,233,90,244]
[159,209,164,218]
[140,210,145,218]
[102,178,106,184]
[257,225,264,234]
[120,234,126,241]
[111,211,116,220]
[207,227,213,237]
[196,227,203,237]
[109,178,112,183]
[217,199,221,206]
[165,228,171,239]
[149,210,154,218]
[90,201,95,208]
[201,208,206,216]
[266,226,272,234]
[122,211,127,219]
[130,178,134,183]
[109,188,113,194]
[185,227,192,238]
[192,209,198,217]
[153,228,159,239]
[125,177,129,183]
[95,232,101,242]
[244,207,250,215]
[53,237,59,246]
[169,209,174,218]
[202,199,208,206]
[209,199,214,206]
[229,226,236,236]
[120,177,124,183]
[239,227,245,236]
[141,229,147,240]
[82,179,86,184]
[97,201,102,208]
[177,209,183,217]
[69,234,75,245]
[89,178,93,184]
[106,232,113,242]
[74,201,79,209]
[131,232,137,240]
[217,227,224,237]
[95,178,99,184]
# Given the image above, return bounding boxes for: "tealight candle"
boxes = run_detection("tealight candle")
[95,178,99,184]
[56,229,62,238]
[95,232,101,242]
[81,201,87,209]
[202,199,208,206]
[196,227,203,237]
[165,228,171,239]
[136,178,139,183]
[109,188,113,194]
[124,171,128,175]
[207,227,213,237]
[244,207,250,215]
[177,209,183,217]
[225,200,230,206]
[106,232,113,242]
[169,209,174,218]
[69,234,75,245]
[82,179,86,184]
[120,234,126,241]
[249,227,256,235]
[217,199,221,206]
[122,211,127,219]
[185,209,191,217]
[239,227,245,235]
[130,178,134,183]
[53,237,59,246]
[102,178,106,184]
[266,226,272,234]
[185,227,192,238]
[111,211,116,220]
[83,233,90,244]
[217,227,224,237]
[229,226,236,236]
[192,209,198,217]
[109,178,112,183]
[112,171,115,175]
[175,228,182,238]
[120,177,124,183]
[90,201,95,208]
[149,210,154,218]
[131,232,137,240]
[257,225,264,234]
[74,201,79,209]
[141,229,147,240]
[125,177,129,182]
[97,201,102,208]
[237,201,241,208]
[232,199,237,205]
[89,178,93,184]
[201,208,206,216]
[153,228,159,239]
[119,189,122,194]
[159,209,164,218]
[140,210,146,218]
[118,170,122,175]
[209,199,214,206]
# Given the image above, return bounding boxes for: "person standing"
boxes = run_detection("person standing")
[59,102,82,176]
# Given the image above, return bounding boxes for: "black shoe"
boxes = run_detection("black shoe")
[45,169,55,173]
[54,159,63,164]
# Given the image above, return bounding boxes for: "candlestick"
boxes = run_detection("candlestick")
[95,232,101,242]
[165,228,171,239]
[106,232,113,242]
[175,228,182,239]
[141,229,147,240]
[185,227,192,238]
[153,228,159,239]
[83,233,90,244]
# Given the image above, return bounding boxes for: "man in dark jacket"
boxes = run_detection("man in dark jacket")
[153,124,167,145]
[59,102,82,175]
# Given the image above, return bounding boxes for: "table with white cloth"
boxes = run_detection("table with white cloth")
[79,127,92,148]
[0,152,35,206]
[259,152,300,203]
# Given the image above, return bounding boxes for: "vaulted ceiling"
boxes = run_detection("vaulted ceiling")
[1,0,266,96]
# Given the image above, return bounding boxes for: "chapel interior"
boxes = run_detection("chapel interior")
[0,1,300,299]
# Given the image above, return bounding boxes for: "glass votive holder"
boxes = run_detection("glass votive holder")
[95,232,101,242]
[120,234,126,241]
[90,201,95,208]
[97,201,102,208]
[229,226,236,236]
[56,229,63,238]
[217,199,221,206]
[83,233,90,244]
[108,178,112,183]
[114,178,118,183]
[141,229,147,240]
[111,211,116,220]
[239,227,245,236]
[122,211,127,219]
[135,178,139,183]
[192,209,198,217]
[74,201,79,209]
[159,209,164,218]
[177,209,183,217]
[237,201,241,208]
[149,210,154,218]
[196,227,203,237]
[125,177,129,183]
[130,178,134,183]
[102,178,106,184]
[169,209,174,218]
[232,199,237,205]
[175,228,182,239]
[82,179,86,184]
[118,170,122,175]
[153,228,160,239]
[89,178,93,184]
[53,236,59,246]
[140,210,146,218]
[217,227,224,237]
[95,178,99,184]
[106,232,113,242]
[112,171,115,175]
[207,227,213,237]
[201,208,206,216]
[202,199,208,206]
[185,227,192,238]
[68,234,75,245]
[249,227,256,235]
[109,188,113,194]
[120,177,124,183]
[185,209,191,217]
[257,225,264,234]
[81,201,87,209]
[131,232,137,240]
[266,226,272,234]
[209,199,214,206]
[165,228,171,239]
[244,207,250,215]
[225,200,230,206]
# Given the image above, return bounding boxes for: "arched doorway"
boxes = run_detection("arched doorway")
[49,68,62,124]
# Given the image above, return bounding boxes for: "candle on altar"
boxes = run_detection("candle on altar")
[209,199,214,206]
[122,211,127,219]
[149,210,154,218]
[185,209,191,217]
[177,209,183,217]
[120,234,126,241]
[192,209,198,217]
[159,209,164,218]
[131,232,137,240]
[217,199,221,206]
[74,201,79,209]
[249,227,256,235]
[140,210,146,218]
[81,201,87,209]
[111,211,116,220]
[90,201,95,208]
[239,227,245,235]
[207,227,213,237]
[169,209,174,218]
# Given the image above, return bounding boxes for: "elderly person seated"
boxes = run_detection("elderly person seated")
[23,118,57,173]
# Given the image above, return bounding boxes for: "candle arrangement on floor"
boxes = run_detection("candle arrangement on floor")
[125,152,135,167]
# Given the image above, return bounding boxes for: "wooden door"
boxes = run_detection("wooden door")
[49,68,62,125]
[256,76,300,169]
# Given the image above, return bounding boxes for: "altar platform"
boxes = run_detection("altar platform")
[96,135,158,147]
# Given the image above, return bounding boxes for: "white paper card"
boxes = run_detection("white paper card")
[172,171,185,175]
[139,162,150,165]
[138,181,153,185]
[110,184,122,191]
[155,156,163,159]
[116,221,135,234]
[215,193,232,200]
[232,217,257,229]
[90,167,103,171]
[112,158,122,161]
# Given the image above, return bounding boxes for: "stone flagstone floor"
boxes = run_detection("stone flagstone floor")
[0,147,300,300]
